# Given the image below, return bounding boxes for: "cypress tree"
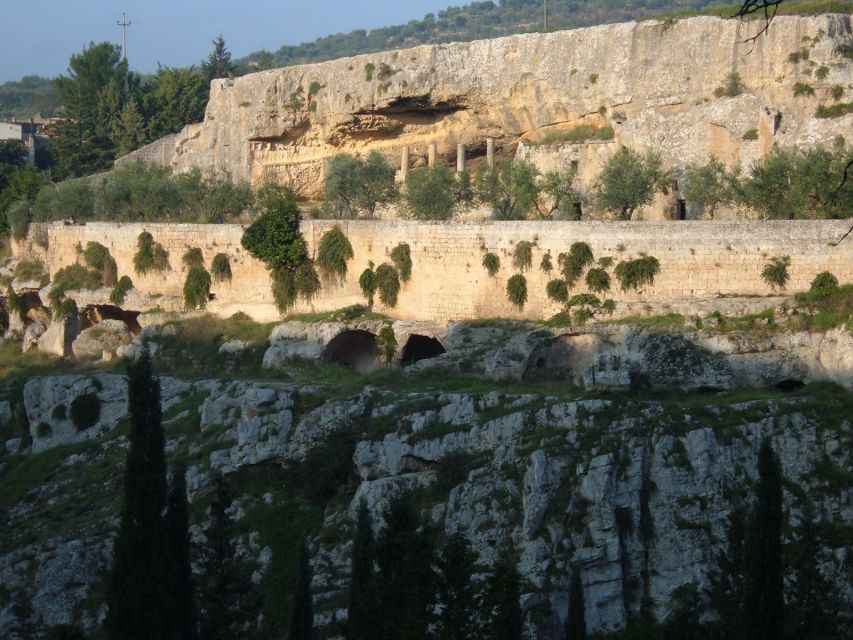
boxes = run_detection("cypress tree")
[434,532,481,640]
[347,500,376,640]
[289,538,314,640]
[484,556,523,640]
[565,566,586,640]
[705,504,747,639]
[167,464,196,640]
[743,438,784,640]
[105,352,170,640]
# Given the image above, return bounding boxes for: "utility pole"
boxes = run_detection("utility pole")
[117,13,131,60]
[544,0,549,31]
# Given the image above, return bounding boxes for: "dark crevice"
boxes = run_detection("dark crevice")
[320,329,378,374]
[401,334,446,365]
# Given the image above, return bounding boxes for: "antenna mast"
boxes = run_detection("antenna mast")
[117,13,131,60]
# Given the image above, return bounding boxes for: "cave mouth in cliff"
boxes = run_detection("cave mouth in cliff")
[83,305,142,334]
[775,379,805,393]
[321,330,379,374]
[401,335,446,365]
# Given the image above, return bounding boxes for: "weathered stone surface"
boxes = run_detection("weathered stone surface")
[21,320,45,352]
[72,319,132,360]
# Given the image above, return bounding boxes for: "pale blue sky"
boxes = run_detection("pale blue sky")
[0,0,462,82]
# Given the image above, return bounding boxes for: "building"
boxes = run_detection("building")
[0,120,39,164]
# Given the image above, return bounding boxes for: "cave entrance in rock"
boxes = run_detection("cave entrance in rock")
[321,330,379,374]
[84,305,142,334]
[401,334,446,365]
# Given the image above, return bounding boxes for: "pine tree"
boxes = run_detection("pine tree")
[743,438,784,640]
[484,556,523,640]
[202,35,237,81]
[347,500,376,640]
[565,566,586,640]
[434,532,481,640]
[105,352,171,640]
[116,98,147,157]
[167,464,196,640]
[289,538,314,640]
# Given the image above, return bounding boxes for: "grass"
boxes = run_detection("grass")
[284,304,388,323]
[617,313,686,329]
[13,259,46,282]
[534,125,614,146]
[793,284,853,331]
[648,0,853,20]
[816,102,853,118]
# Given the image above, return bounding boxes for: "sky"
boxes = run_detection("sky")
[0,0,463,83]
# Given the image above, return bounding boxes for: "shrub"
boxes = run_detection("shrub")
[390,243,412,283]
[536,125,614,145]
[69,393,101,431]
[596,147,670,219]
[182,247,204,269]
[94,161,181,221]
[567,293,601,309]
[183,266,211,310]
[598,256,614,269]
[110,276,134,305]
[482,252,500,277]
[615,256,661,291]
[762,255,791,291]
[816,65,830,80]
[324,152,398,218]
[52,297,78,321]
[272,269,298,313]
[359,264,378,306]
[294,261,321,302]
[316,226,354,282]
[540,253,553,273]
[405,165,457,220]
[7,286,23,316]
[474,159,541,220]
[14,259,46,282]
[365,62,375,81]
[810,271,839,297]
[713,72,744,97]
[586,268,611,293]
[601,299,617,315]
[7,199,32,240]
[830,85,844,101]
[52,263,101,293]
[31,179,94,223]
[681,158,736,218]
[133,232,170,274]
[506,274,527,310]
[793,82,815,97]
[83,242,118,286]
[742,129,759,141]
[546,279,569,303]
[558,242,594,286]
[243,185,307,272]
[375,263,400,308]
[377,326,397,364]
[513,241,534,272]
[816,102,853,118]
[211,253,232,283]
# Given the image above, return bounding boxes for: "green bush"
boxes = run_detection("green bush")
[359,264,378,306]
[133,232,170,274]
[294,261,321,302]
[183,266,211,310]
[601,299,617,315]
[506,274,527,310]
[482,252,500,277]
[242,185,308,272]
[390,243,412,283]
[513,241,533,272]
[536,124,614,145]
[405,165,457,220]
[475,159,541,220]
[316,225,354,281]
[596,147,670,219]
[681,158,736,218]
[540,253,553,273]
[713,71,744,97]
[742,129,759,141]
[69,393,101,431]
[377,325,397,364]
[31,179,94,223]
[567,293,601,309]
[211,253,232,283]
[7,286,23,316]
[546,279,569,303]
[272,269,298,313]
[793,82,815,97]
[585,268,611,293]
[82,242,118,285]
[816,102,853,118]
[375,263,400,308]
[615,256,661,291]
[324,152,398,218]
[810,271,839,297]
[14,259,46,282]
[52,297,78,321]
[558,242,595,286]
[762,255,791,291]
[7,199,32,240]
[52,263,101,293]
[110,276,134,305]
[182,247,204,269]
[830,85,844,101]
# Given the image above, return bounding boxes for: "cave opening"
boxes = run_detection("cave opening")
[401,334,446,365]
[775,379,805,393]
[83,305,142,334]
[321,330,379,374]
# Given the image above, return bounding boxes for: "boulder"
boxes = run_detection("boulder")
[72,320,132,360]
[22,321,46,353]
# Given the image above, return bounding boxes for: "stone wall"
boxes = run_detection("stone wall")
[22,220,853,322]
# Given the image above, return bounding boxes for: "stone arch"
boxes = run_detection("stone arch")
[321,329,379,374]
[401,334,446,365]
[83,305,142,334]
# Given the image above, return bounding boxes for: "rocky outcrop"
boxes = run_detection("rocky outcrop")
[72,320,133,361]
[120,15,853,204]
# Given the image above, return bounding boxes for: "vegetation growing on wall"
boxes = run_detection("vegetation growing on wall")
[211,253,233,283]
[585,267,612,293]
[294,262,322,302]
[482,252,500,277]
[390,243,413,283]
[182,247,205,269]
[513,241,533,272]
[359,262,378,307]
[506,274,527,310]
[809,271,838,296]
[558,242,595,286]
[110,276,134,305]
[762,255,791,291]
[184,266,212,310]
[133,231,170,274]
[540,253,553,273]
[377,326,398,364]
[316,226,354,282]
[614,256,661,291]
[375,263,400,308]
[546,279,569,303]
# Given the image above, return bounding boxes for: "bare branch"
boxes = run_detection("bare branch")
[732,0,784,47]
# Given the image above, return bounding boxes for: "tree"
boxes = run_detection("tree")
[405,164,458,220]
[242,183,307,272]
[596,147,670,220]
[94,161,182,221]
[53,42,128,177]
[116,98,147,157]
[31,179,94,223]
[324,152,397,218]
[144,66,209,140]
[289,539,314,640]
[105,352,171,640]
[681,158,735,218]
[743,438,784,640]
[540,166,580,220]
[475,159,540,219]
[434,533,481,640]
[166,465,196,640]
[203,35,237,81]
[484,556,523,640]
[347,501,377,640]
[565,567,586,640]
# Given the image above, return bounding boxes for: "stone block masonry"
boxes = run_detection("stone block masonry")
[27,220,853,323]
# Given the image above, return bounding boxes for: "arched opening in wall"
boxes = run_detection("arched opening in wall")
[401,335,446,365]
[321,330,379,374]
[18,291,44,321]
[775,379,805,393]
[83,305,142,334]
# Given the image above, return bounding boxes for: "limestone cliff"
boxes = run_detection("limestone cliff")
[120,14,853,199]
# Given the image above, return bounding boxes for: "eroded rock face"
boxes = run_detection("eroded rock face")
[72,319,133,360]
[120,15,852,204]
